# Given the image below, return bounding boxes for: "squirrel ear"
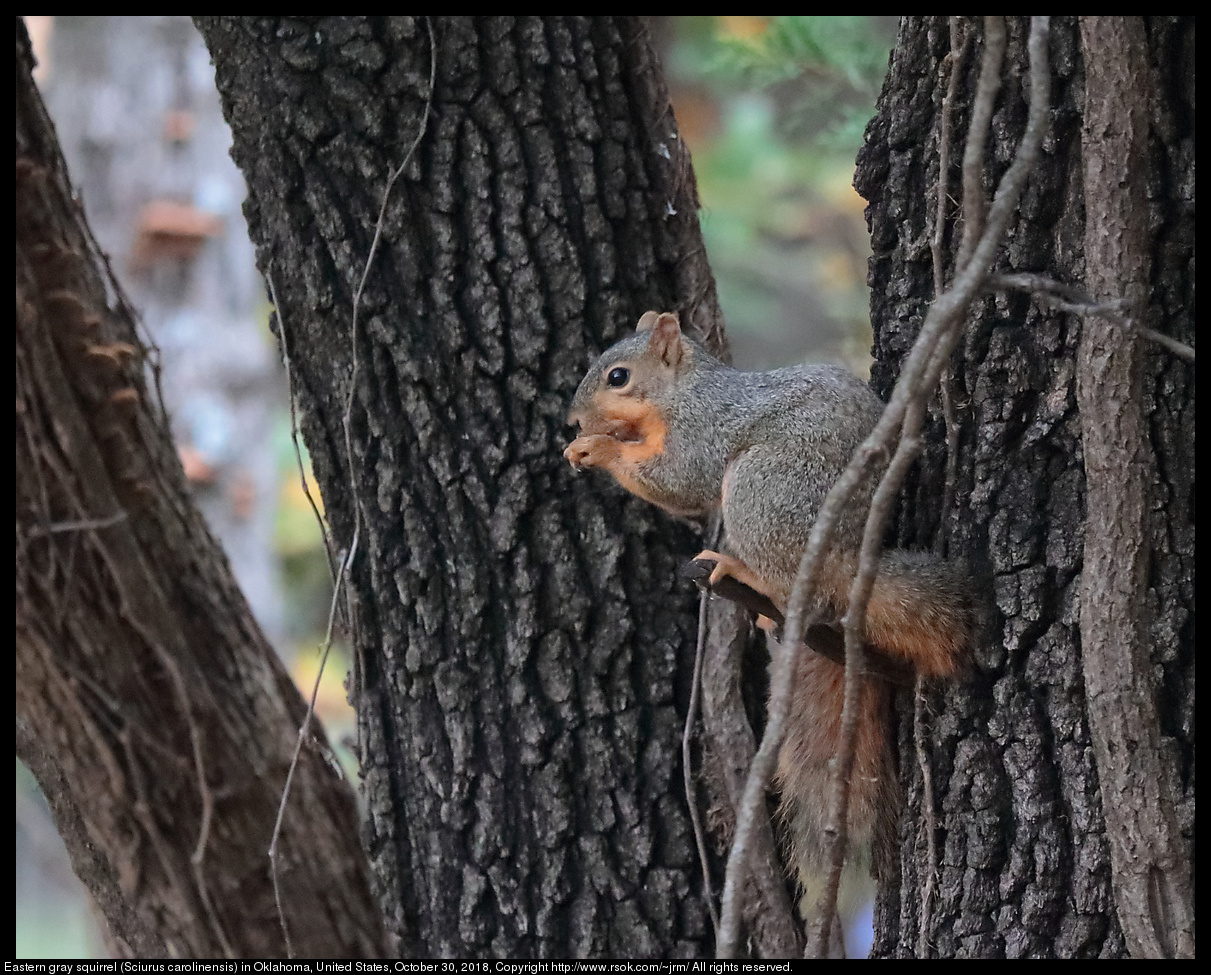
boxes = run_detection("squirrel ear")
[636,310,663,332]
[640,312,685,368]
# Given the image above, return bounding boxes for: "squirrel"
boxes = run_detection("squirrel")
[564,310,970,914]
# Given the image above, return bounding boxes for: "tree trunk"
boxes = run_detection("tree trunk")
[16,20,386,958]
[197,16,727,957]
[856,16,1194,958]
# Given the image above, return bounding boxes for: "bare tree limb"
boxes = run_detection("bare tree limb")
[697,598,805,958]
[19,19,386,955]
[683,559,914,686]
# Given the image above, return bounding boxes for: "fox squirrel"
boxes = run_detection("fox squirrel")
[564,310,970,901]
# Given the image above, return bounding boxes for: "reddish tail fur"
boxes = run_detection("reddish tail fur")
[861,551,971,678]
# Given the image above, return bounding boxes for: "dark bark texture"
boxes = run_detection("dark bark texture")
[16,20,386,958]
[197,16,726,957]
[855,17,1194,958]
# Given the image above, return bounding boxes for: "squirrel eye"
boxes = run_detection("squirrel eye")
[606,367,630,388]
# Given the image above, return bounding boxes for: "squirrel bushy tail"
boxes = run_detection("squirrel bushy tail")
[840,550,972,679]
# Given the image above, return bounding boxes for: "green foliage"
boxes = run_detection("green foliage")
[708,16,891,95]
[713,17,891,157]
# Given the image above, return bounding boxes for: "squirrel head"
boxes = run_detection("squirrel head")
[567,311,695,436]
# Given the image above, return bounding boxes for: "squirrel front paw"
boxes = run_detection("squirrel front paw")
[564,434,621,471]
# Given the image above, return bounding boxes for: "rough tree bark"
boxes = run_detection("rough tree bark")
[196,16,728,957]
[16,20,386,958]
[856,16,1194,958]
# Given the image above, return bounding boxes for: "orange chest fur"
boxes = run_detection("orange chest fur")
[588,393,672,505]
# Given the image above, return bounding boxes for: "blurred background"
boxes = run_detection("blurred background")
[16,15,895,959]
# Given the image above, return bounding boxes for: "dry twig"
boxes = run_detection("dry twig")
[993,272,1195,362]
[684,588,722,938]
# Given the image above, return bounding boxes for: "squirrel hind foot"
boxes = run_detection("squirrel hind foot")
[695,549,776,602]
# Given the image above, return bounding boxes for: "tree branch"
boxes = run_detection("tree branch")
[685,589,722,939]
[697,597,806,958]
[683,559,914,687]
[18,19,386,956]
[993,272,1195,362]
